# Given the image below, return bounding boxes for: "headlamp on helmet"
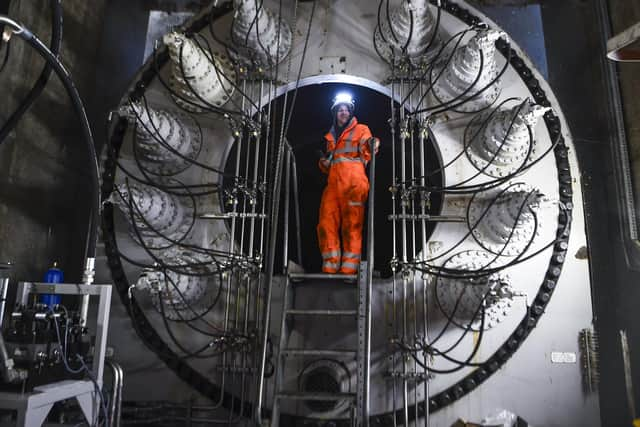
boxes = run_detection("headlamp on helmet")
[331,92,355,114]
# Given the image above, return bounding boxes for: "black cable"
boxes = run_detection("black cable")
[402,285,490,363]
[242,0,273,66]
[417,182,523,265]
[208,8,240,61]
[112,181,243,266]
[415,33,512,116]
[397,304,486,374]
[415,97,521,182]
[129,124,222,197]
[422,0,442,56]
[115,158,218,197]
[156,292,227,359]
[121,178,196,251]
[51,306,109,427]
[401,10,414,54]
[0,0,62,145]
[117,186,251,346]
[399,27,472,108]
[0,38,10,74]
[427,98,529,191]
[432,195,539,328]
[375,0,388,44]
[160,269,227,329]
[416,206,569,279]
[433,125,561,194]
[128,106,204,179]
[282,0,316,137]
[191,33,260,112]
[130,94,242,179]
[113,176,259,275]
[0,16,100,261]
[150,43,242,118]
[422,45,486,114]
[386,0,399,43]
[412,186,541,278]
[177,36,248,115]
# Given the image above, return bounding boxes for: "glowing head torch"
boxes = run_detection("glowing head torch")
[331,92,355,114]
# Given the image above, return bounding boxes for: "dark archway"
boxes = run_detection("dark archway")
[223,81,444,276]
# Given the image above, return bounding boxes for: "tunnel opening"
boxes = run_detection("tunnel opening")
[223,80,444,277]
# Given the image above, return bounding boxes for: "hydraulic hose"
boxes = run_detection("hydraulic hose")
[0,0,62,145]
[0,16,100,264]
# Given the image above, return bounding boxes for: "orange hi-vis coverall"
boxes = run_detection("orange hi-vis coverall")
[317,117,375,274]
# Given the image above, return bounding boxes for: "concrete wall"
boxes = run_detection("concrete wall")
[609,1,640,225]
[540,1,640,425]
[0,1,107,285]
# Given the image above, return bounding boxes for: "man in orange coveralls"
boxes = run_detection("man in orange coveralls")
[317,93,379,274]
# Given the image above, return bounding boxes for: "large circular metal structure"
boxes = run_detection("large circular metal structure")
[101,1,583,425]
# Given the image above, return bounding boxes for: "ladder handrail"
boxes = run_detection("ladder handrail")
[255,140,305,425]
[281,143,304,274]
[255,133,287,425]
[363,138,376,426]
[288,144,304,267]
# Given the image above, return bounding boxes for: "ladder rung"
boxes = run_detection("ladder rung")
[289,272,357,281]
[281,349,357,358]
[277,392,356,401]
[286,309,357,316]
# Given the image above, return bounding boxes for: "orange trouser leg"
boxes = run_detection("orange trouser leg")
[339,178,369,274]
[317,184,341,273]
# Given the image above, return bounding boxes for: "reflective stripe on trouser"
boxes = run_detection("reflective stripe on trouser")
[321,250,341,273]
[340,252,361,274]
[338,197,366,273]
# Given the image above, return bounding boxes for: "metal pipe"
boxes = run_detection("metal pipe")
[270,270,292,427]
[248,79,264,326]
[213,97,247,411]
[228,79,253,422]
[409,81,419,427]
[282,145,291,272]
[80,256,95,327]
[243,78,265,419]
[255,84,289,425]
[418,80,430,427]
[0,263,11,327]
[107,360,124,427]
[620,330,637,421]
[399,79,410,427]
[239,79,251,260]
[0,332,26,384]
[390,68,399,427]
[290,148,303,265]
[235,79,256,422]
[364,132,376,427]
[252,79,275,416]
[256,78,275,331]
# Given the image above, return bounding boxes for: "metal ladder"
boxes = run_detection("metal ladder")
[269,266,370,427]
[256,139,376,426]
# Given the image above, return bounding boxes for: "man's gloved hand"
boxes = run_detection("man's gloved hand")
[319,158,331,170]
[371,137,381,154]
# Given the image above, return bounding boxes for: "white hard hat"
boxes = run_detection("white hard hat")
[331,92,355,114]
